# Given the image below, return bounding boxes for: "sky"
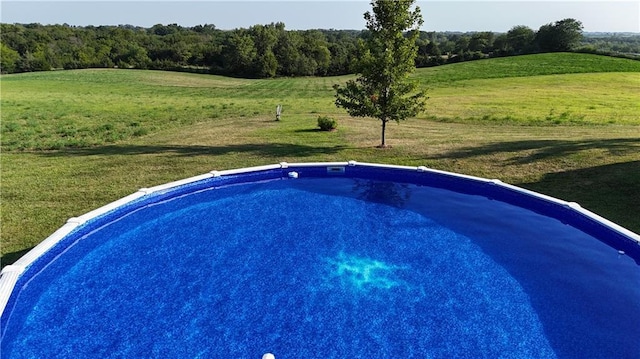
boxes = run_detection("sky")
[1,1,638,33]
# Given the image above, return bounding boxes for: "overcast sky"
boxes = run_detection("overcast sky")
[1,1,638,33]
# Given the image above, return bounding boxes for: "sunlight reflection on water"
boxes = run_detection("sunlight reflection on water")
[325,251,409,291]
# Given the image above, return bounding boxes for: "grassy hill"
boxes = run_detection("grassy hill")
[1,53,639,264]
[417,52,640,83]
[2,53,639,152]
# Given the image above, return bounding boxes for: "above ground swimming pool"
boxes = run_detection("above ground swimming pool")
[1,162,639,358]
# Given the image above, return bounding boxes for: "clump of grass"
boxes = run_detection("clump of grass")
[3,122,19,133]
[132,128,149,137]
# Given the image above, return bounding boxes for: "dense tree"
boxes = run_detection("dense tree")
[223,30,258,77]
[333,0,427,148]
[492,33,509,55]
[469,32,494,53]
[536,18,584,52]
[453,35,471,54]
[1,43,21,73]
[301,30,331,75]
[1,18,635,77]
[415,38,446,67]
[248,24,279,77]
[506,25,536,55]
[580,33,640,56]
[273,29,298,76]
[324,30,359,75]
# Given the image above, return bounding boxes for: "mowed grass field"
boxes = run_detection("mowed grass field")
[2,52,640,264]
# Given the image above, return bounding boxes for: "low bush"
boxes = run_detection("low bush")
[317,116,337,131]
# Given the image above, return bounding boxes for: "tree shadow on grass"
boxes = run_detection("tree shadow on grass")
[423,137,639,232]
[518,160,640,234]
[1,247,34,268]
[36,142,348,158]
[427,138,639,164]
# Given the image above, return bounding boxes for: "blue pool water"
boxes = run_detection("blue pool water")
[1,166,639,358]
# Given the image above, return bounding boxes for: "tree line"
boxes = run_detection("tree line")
[1,19,637,76]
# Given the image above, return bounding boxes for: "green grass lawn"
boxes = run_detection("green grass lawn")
[2,53,639,264]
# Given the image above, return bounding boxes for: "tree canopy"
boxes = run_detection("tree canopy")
[1,18,636,76]
[333,0,427,148]
[536,18,584,52]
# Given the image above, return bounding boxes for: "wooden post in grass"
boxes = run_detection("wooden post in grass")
[276,104,282,121]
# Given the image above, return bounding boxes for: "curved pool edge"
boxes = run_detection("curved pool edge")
[2,160,639,317]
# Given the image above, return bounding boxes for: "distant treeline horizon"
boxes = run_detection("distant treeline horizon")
[1,20,639,77]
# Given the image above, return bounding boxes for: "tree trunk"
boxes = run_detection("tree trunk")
[380,118,387,148]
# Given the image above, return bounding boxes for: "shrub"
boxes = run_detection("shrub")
[317,116,337,131]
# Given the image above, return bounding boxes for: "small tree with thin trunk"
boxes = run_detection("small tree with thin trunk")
[334,0,427,148]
